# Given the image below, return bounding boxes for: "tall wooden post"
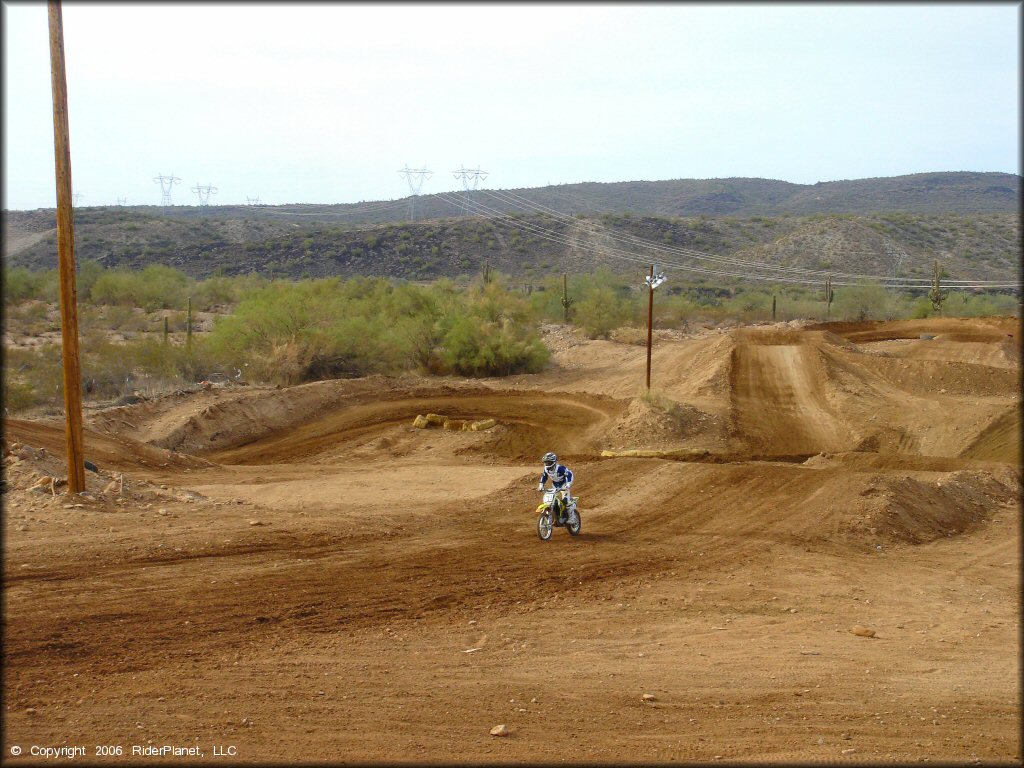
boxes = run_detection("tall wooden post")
[48,0,85,494]
[772,294,777,321]
[825,276,833,321]
[186,296,193,350]
[646,264,654,391]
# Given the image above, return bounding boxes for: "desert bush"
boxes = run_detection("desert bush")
[2,267,59,304]
[2,378,39,414]
[2,344,64,413]
[76,259,105,299]
[81,336,140,398]
[203,275,550,382]
[5,301,52,335]
[439,313,550,377]
[942,291,1021,318]
[89,264,191,311]
[575,285,634,339]
[653,292,699,328]
[834,282,893,321]
[104,304,151,332]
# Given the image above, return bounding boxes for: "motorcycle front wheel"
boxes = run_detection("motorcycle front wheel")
[537,511,553,541]
[566,509,581,536]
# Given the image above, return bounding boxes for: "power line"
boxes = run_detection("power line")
[480,187,1015,288]
[153,173,181,206]
[191,183,218,206]
[397,165,432,221]
[434,190,1019,290]
[452,165,488,216]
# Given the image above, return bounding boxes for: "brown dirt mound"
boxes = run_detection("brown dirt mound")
[809,316,1019,343]
[603,397,720,451]
[728,339,852,455]
[847,468,1020,545]
[2,432,209,506]
[204,388,625,465]
[959,407,1021,464]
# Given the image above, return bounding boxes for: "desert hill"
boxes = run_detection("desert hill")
[3,172,1020,283]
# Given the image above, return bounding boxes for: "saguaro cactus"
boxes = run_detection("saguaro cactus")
[928,260,946,314]
[561,273,575,322]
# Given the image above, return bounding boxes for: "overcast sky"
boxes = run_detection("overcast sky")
[2,2,1020,210]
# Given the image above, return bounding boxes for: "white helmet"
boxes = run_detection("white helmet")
[542,452,557,468]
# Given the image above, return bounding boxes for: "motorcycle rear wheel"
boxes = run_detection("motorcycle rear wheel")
[537,511,553,541]
[566,509,581,536]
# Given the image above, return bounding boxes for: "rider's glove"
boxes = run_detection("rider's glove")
[537,483,544,491]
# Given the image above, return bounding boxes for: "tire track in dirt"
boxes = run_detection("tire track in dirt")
[9,451,1015,680]
[5,316,1019,763]
[207,390,624,464]
[728,336,850,455]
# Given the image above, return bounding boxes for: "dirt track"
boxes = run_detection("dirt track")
[3,318,1020,763]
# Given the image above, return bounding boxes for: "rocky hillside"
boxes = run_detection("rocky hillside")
[3,172,1020,284]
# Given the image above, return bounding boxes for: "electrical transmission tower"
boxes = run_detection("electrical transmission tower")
[191,183,218,206]
[116,197,127,206]
[153,173,181,206]
[73,192,83,206]
[246,196,262,206]
[452,165,488,215]
[884,242,908,281]
[397,164,433,221]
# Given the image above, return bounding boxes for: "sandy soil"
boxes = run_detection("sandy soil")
[2,317,1021,764]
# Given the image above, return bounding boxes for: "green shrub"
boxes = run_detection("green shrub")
[834,282,893,321]
[202,275,551,382]
[2,267,59,304]
[575,285,633,339]
[440,313,550,377]
[2,379,39,414]
[89,264,191,311]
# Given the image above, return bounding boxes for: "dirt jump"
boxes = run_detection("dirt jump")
[3,317,1020,763]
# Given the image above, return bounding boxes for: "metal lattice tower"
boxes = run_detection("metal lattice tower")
[397,164,433,221]
[452,165,488,216]
[191,183,218,206]
[246,196,262,206]
[116,197,127,206]
[884,242,908,281]
[72,192,83,206]
[153,173,181,206]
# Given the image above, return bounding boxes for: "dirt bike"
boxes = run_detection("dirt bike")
[536,487,581,540]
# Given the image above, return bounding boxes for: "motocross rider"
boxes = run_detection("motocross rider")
[538,452,575,523]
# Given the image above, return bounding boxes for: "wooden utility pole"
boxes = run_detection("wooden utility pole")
[771,294,777,321]
[48,0,85,494]
[646,264,654,391]
[825,276,834,321]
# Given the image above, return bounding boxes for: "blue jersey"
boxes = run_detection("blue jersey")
[539,463,573,489]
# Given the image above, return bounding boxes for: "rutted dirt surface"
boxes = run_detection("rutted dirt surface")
[3,317,1021,763]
